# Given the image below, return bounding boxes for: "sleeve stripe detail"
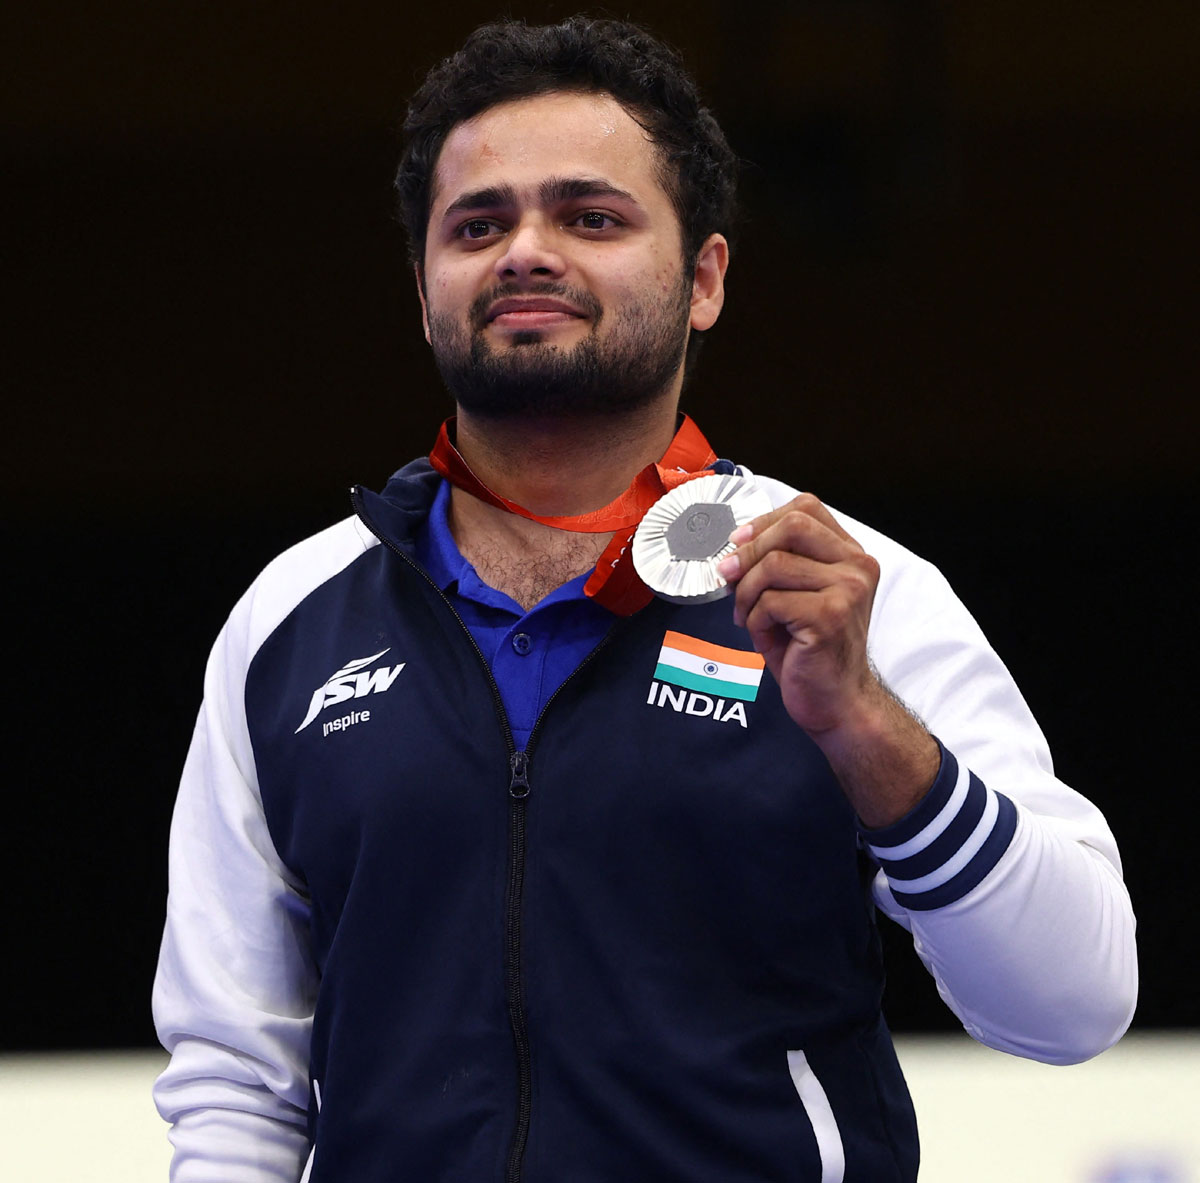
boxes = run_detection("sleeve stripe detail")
[888,793,1018,911]
[862,741,1020,910]
[879,783,997,894]
[870,771,988,882]
[871,756,972,862]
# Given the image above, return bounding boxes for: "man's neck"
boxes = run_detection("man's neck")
[451,399,680,517]
[444,399,681,611]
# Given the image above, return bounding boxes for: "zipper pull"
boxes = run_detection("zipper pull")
[509,751,531,799]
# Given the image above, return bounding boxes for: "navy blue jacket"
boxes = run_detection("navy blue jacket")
[153,458,1136,1182]
[246,461,916,1181]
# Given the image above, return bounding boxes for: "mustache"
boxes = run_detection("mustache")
[468,282,603,331]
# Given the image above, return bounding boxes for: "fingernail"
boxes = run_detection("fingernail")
[716,554,740,579]
[729,524,753,544]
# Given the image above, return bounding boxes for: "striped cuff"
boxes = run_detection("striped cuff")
[862,742,1017,911]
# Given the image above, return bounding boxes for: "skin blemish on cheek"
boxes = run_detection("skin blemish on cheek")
[655,263,678,294]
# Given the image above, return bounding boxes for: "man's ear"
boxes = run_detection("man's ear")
[415,263,431,344]
[689,233,729,333]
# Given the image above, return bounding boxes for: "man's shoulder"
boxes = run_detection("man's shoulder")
[219,514,380,666]
[253,513,379,601]
[240,460,438,624]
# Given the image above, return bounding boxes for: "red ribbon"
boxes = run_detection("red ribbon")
[429,415,718,615]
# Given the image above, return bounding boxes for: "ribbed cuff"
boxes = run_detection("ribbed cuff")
[861,741,1017,911]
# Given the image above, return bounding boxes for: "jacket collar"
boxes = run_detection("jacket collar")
[351,458,442,556]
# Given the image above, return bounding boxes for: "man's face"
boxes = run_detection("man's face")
[420,91,703,421]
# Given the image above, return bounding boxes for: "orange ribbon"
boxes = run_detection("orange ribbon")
[429,415,718,615]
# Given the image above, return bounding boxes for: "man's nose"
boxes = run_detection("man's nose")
[494,218,566,282]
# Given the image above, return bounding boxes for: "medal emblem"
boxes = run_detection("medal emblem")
[632,473,771,604]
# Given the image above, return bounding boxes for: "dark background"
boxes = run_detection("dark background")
[6,2,1196,1050]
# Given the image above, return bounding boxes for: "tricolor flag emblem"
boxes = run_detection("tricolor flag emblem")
[654,631,766,703]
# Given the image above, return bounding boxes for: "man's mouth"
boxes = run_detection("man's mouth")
[485,297,587,330]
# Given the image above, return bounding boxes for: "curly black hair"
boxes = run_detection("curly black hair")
[396,16,739,270]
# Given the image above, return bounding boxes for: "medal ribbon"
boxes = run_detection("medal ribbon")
[428,415,718,615]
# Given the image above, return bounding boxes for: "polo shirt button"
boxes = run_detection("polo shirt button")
[512,633,533,656]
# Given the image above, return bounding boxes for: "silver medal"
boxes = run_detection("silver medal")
[632,472,772,604]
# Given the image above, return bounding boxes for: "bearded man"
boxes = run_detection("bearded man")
[153,17,1136,1182]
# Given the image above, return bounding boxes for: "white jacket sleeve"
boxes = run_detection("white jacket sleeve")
[859,515,1136,1064]
[757,477,1138,1065]
[152,604,316,1181]
[152,519,373,1180]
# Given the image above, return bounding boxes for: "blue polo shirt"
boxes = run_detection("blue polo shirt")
[413,480,614,751]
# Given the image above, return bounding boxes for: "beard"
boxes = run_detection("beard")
[426,274,692,422]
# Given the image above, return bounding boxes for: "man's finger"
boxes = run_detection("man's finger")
[734,494,853,548]
[729,553,872,628]
[719,501,859,584]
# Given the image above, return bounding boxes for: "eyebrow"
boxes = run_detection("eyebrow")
[441,184,518,220]
[540,176,636,206]
[439,175,639,221]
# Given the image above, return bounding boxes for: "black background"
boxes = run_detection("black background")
[6,1,1197,1050]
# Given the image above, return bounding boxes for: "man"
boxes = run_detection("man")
[153,17,1136,1182]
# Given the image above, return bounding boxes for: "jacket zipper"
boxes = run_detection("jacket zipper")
[501,637,615,1182]
[352,488,618,1182]
[503,749,533,1182]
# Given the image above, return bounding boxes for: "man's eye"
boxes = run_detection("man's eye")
[460,219,497,240]
[575,211,616,231]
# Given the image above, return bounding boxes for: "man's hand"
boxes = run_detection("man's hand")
[717,494,940,827]
[717,494,879,735]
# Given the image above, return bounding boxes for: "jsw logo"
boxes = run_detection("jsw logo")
[294,648,405,733]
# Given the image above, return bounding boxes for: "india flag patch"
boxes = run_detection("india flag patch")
[654,631,766,703]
